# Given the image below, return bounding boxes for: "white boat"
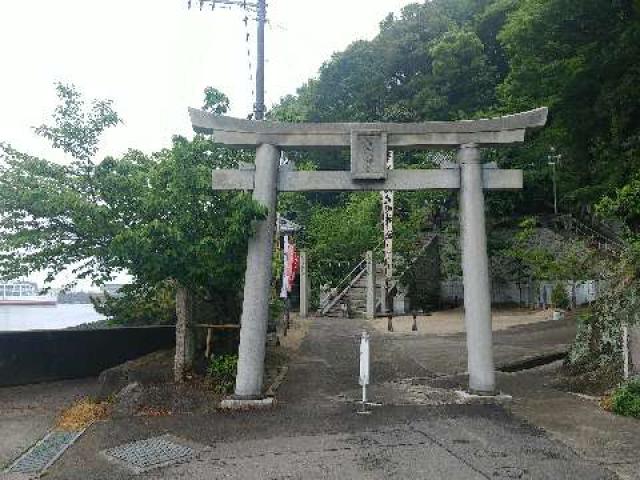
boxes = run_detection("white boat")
[0,281,57,306]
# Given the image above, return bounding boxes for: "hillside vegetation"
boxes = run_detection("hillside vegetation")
[272,0,640,383]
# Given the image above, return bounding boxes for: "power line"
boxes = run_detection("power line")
[188,0,267,120]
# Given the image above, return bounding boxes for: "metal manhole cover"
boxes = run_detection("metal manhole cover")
[104,436,194,473]
[5,430,82,475]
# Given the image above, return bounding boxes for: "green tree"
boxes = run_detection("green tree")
[498,0,640,208]
[202,86,230,115]
[0,84,264,324]
[0,83,123,285]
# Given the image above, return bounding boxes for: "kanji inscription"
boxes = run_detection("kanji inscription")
[350,131,387,180]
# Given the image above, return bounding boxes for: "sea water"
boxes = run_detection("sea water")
[0,304,105,331]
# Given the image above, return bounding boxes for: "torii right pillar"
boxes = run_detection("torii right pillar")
[459,143,495,394]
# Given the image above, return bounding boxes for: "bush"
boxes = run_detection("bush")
[92,282,177,326]
[551,283,569,309]
[609,380,640,418]
[207,354,238,394]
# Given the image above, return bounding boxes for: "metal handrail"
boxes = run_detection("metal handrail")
[378,233,438,307]
[319,257,367,311]
[556,214,625,254]
[318,240,384,314]
[320,263,368,315]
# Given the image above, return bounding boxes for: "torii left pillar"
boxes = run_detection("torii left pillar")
[234,144,280,398]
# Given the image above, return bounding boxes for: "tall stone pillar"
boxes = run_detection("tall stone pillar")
[458,144,496,394]
[299,250,309,318]
[366,251,376,320]
[234,144,280,399]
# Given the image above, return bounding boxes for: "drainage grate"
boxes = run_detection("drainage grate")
[5,430,82,475]
[104,436,194,473]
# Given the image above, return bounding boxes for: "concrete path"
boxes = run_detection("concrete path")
[503,366,640,480]
[37,314,618,479]
[0,378,98,470]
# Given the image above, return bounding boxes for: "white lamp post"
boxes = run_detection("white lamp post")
[548,148,561,215]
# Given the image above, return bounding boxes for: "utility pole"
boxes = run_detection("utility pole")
[548,147,561,215]
[255,0,266,120]
[188,0,267,120]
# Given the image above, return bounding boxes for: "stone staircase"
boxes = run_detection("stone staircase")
[319,233,439,318]
[550,214,625,256]
[322,262,384,318]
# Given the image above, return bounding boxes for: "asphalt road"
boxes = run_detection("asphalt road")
[39,316,616,479]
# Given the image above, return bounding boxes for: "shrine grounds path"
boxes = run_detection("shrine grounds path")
[8,310,628,479]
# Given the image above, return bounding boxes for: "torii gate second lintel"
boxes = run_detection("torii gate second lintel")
[188,107,548,401]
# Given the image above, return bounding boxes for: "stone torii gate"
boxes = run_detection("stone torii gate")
[189,107,548,400]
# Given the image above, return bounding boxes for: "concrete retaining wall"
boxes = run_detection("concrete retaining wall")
[0,326,176,387]
[440,279,602,307]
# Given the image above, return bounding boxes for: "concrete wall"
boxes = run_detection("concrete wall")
[0,326,175,387]
[440,279,602,307]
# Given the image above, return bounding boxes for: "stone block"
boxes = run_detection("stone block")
[219,397,275,410]
[393,294,409,315]
[351,131,387,180]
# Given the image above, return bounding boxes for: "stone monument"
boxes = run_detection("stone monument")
[189,107,548,400]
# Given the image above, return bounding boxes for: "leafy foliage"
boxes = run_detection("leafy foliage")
[550,283,569,310]
[0,85,265,327]
[202,87,230,116]
[91,282,177,326]
[268,0,640,380]
[207,354,238,394]
[609,380,640,418]
[33,82,120,163]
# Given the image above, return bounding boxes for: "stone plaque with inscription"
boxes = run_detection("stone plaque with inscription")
[350,131,388,180]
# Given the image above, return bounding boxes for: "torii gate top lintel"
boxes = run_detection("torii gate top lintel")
[189,107,548,193]
[188,107,548,149]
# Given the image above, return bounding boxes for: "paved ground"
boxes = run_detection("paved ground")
[370,307,554,336]
[0,378,98,469]
[503,366,640,480]
[7,312,614,479]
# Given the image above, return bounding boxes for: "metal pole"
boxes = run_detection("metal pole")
[255,0,266,120]
[189,0,266,120]
[552,162,558,215]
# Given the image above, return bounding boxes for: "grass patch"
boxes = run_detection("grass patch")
[56,397,110,431]
[606,380,640,418]
[207,354,238,394]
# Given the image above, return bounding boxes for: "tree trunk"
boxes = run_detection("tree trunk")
[174,284,195,383]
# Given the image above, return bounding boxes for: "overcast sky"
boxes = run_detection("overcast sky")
[0,0,416,289]
[1,0,416,164]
